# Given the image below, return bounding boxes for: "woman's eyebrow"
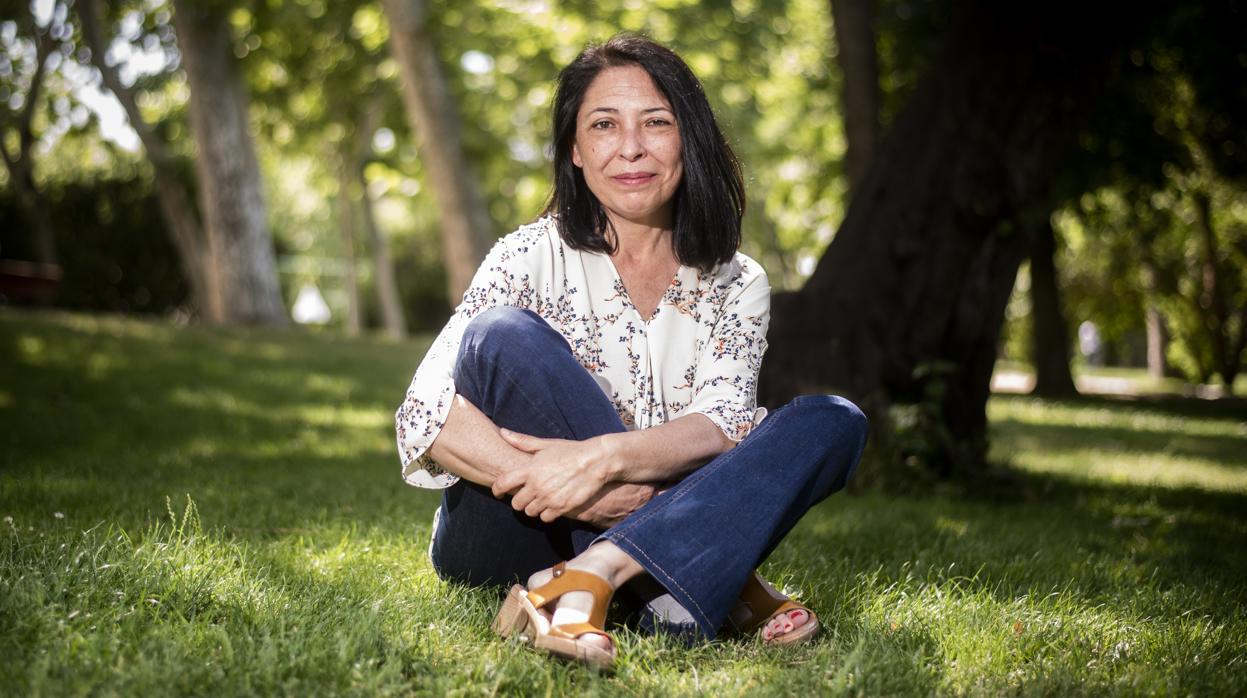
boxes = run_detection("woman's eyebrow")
[586,106,674,115]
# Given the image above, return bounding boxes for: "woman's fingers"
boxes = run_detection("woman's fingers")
[492,470,523,497]
[509,485,536,513]
[499,428,545,452]
[524,500,544,518]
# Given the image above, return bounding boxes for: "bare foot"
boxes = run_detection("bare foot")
[761,607,811,642]
[744,574,814,643]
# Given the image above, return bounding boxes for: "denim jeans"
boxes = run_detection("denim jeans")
[427,306,868,640]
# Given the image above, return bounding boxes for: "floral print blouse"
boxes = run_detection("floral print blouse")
[395,217,771,489]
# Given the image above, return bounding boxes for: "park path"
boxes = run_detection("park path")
[990,369,1233,400]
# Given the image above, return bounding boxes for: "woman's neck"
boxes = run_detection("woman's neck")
[606,213,674,266]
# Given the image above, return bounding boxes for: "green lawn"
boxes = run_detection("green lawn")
[2,310,1245,696]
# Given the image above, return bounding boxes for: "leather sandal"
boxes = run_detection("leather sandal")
[491,562,616,671]
[729,572,820,646]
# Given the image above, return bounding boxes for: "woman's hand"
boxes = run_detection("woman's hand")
[568,482,659,528]
[491,429,615,522]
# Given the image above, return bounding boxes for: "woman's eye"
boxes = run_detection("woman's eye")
[647,118,672,127]
[591,120,614,129]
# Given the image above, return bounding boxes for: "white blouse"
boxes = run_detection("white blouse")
[395,217,771,489]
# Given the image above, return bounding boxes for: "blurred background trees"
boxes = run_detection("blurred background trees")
[1,0,1242,478]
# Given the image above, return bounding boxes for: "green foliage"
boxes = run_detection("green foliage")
[2,311,1245,695]
[0,178,187,313]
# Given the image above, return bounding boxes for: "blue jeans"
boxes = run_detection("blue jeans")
[427,307,868,640]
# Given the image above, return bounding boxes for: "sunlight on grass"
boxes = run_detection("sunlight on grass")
[3,310,1245,695]
[990,396,1247,494]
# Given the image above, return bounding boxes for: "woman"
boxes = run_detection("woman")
[395,34,867,669]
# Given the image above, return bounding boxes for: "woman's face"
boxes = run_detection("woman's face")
[572,64,684,230]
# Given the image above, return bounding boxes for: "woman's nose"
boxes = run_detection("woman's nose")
[618,126,645,161]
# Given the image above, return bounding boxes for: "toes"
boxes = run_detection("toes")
[763,609,810,642]
[526,567,554,590]
[584,633,613,652]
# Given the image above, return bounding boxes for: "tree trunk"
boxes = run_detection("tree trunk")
[1139,258,1168,380]
[0,20,59,270]
[336,158,364,337]
[357,165,407,340]
[1028,215,1078,397]
[1192,188,1240,393]
[0,146,58,267]
[761,2,1122,474]
[382,0,492,303]
[79,0,218,319]
[172,0,286,326]
[830,0,879,196]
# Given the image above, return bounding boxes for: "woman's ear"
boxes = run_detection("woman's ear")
[572,141,583,168]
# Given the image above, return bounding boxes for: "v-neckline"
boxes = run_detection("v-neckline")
[603,255,685,324]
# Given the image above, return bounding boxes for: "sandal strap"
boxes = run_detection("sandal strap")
[527,562,613,631]
[768,600,807,622]
[734,573,808,634]
[733,573,783,633]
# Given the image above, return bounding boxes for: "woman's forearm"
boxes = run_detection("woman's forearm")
[596,413,735,484]
[426,395,530,487]
[428,395,661,525]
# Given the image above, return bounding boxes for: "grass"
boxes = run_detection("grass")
[2,309,1245,696]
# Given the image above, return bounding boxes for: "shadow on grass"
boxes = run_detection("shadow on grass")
[4,310,1245,692]
[992,417,1247,468]
[993,391,1247,422]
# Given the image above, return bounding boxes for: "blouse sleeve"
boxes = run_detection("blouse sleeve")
[683,262,771,442]
[394,237,518,489]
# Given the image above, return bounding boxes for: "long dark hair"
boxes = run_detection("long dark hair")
[543,34,745,272]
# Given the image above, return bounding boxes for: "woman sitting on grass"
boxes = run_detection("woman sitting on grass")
[395,34,867,670]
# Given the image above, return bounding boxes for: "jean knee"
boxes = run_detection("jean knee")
[787,394,869,480]
[461,306,538,353]
[458,307,543,376]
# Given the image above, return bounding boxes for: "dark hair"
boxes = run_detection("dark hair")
[542,34,744,272]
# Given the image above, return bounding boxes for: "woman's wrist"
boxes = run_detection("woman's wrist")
[594,432,627,482]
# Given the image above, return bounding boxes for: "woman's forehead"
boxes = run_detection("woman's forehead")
[580,65,673,113]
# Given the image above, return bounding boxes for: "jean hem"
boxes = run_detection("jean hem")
[603,531,718,639]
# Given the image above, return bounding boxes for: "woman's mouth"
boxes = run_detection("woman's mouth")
[612,172,656,186]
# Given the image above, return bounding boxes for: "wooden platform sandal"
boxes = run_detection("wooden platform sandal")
[491,562,616,671]
[729,572,820,646]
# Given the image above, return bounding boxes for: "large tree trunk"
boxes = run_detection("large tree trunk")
[761,2,1123,474]
[80,0,218,319]
[172,0,286,326]
[382,0,492,303]
[830,0,879,196]
[1028,215,1078,397]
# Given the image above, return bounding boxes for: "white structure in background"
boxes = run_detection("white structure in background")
[292,283,331,325]
[1078,320,1103,367]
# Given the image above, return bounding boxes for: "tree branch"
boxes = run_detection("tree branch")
[77,0,175,168]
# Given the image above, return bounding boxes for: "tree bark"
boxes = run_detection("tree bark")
[172,0,286,326]
[761,2,1121,473]
[382,0,492,303]
[1192,188,1240,393]
[357,165,407,340]
[335,157,364,337]
[830,0,879,196]
[1139,258,1168,380]
[79,0,218,319]
[1028,215,1078,397]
